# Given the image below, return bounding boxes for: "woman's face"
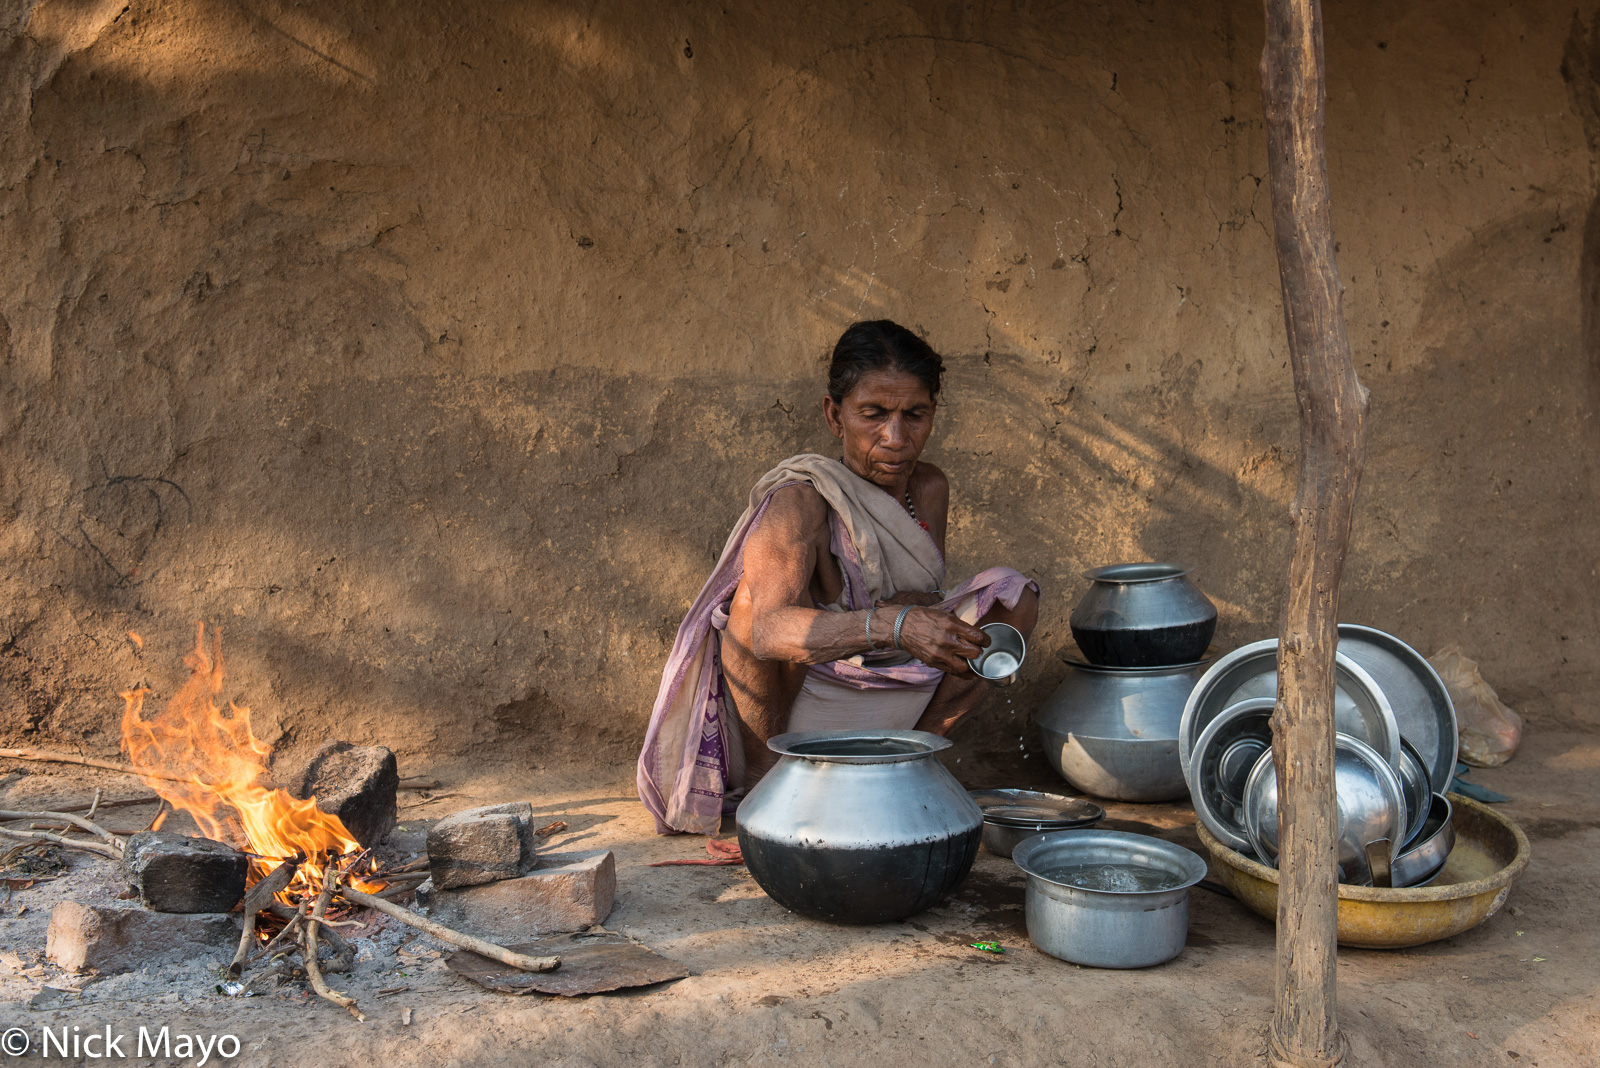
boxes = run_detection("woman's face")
[823,369,937,490]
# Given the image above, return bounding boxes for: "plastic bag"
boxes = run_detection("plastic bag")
[1428,645,1522,767]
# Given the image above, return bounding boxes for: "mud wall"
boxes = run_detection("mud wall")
[2,0,1596,779]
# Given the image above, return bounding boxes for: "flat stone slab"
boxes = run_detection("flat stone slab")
[445,930,688,996]
[428,801,537,889]
[47,901,236,974]
[421,850,615,940]
[121,831,248,913]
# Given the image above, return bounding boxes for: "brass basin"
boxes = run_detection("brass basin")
[1198,792,1530,949]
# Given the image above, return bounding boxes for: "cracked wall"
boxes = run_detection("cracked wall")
[2,0,1596,780]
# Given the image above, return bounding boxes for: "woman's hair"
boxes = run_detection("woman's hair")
[826,320,944,402]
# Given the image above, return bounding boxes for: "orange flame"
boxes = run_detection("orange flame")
[120,623,365,890]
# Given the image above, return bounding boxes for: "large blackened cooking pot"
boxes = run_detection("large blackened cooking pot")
[736,730,982,924]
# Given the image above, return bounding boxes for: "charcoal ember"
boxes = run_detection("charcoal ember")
[121,832,248,914]
[293,740,398,847]
[427,802,537,889]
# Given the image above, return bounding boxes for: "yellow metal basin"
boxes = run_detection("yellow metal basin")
[1197,792,1530,949]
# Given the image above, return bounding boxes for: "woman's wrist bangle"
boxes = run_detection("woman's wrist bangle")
[864,606,878,650]
[892,606,914,650]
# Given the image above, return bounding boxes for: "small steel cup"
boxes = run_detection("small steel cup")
[969,622,1026,685]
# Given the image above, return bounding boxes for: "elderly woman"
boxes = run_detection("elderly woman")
[637,321,1039,834]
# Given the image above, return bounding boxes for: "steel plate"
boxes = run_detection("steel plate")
[1336,625,1458,795]
[1179,639,1400,785]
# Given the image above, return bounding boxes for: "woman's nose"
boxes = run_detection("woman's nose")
[880,416,909,448]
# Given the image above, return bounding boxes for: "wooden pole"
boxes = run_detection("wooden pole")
[1259,1,1369,1065]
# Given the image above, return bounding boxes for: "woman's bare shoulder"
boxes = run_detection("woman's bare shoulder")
[757,482,831,537]
[912,462,950,499]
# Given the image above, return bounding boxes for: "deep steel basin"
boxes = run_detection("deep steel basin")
[1012,829,1208,968]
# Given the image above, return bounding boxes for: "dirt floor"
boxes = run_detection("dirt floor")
[1,695,1596,1068]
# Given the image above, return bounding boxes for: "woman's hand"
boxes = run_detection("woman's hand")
[890,607,989,675]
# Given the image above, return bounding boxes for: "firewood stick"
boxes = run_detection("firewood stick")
[19,796,162,815]
[0,748,193,783]
[0,826,121,859]
[305,861,363,1021]
[247,914,302,965]
[228,857,301,978]
[85,789,102,821]
[0,809,122,847]
[266,902,350,955]
[335,886,561,973]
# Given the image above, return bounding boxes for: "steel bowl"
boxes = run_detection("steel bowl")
[969,622,1026,685]
[968,789,1104,858]
[1396,738,1433,849]
[1180,640,1401,785]
[1242,733,1407,886]
[1012,829,1208,968]
[1068,563,1218,667]
[1392,793,1455,888]
[1187,697,1277,852]
[1037,656,1213,802]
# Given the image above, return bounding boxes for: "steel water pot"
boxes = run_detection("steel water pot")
[736,730,982,924]
[1037,656,1214,802]
[1069,563,1217,667]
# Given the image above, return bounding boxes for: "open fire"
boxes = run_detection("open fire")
[119,623,365,891]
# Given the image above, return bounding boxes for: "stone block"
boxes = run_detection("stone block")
[420,850,615,939]
[427,802,536,889]
[121,832,248,913]
[47,902,236,974]
[294,740,398,847]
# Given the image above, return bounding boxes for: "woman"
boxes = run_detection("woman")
[637,321,1038,835]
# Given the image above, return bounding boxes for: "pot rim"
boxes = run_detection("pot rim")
[1059,650,1217,674]
[767,728,952,764]
[1081,562,1195,584]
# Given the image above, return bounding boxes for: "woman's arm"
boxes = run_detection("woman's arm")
[744,486,877,663]
[745,484,985,673]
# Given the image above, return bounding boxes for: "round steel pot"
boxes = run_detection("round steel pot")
[1012,829,1208,968]
[736,729,982,924]
[1068,563,1218,668]
[1037,657,1213,802]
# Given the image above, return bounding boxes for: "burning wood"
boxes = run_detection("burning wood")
[117,624,373,895]
[304,856,363,1021]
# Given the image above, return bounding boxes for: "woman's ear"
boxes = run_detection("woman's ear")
[822,396,845,440]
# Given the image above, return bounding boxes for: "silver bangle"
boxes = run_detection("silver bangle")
[892,606,914,650]
[864,606,878,650]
